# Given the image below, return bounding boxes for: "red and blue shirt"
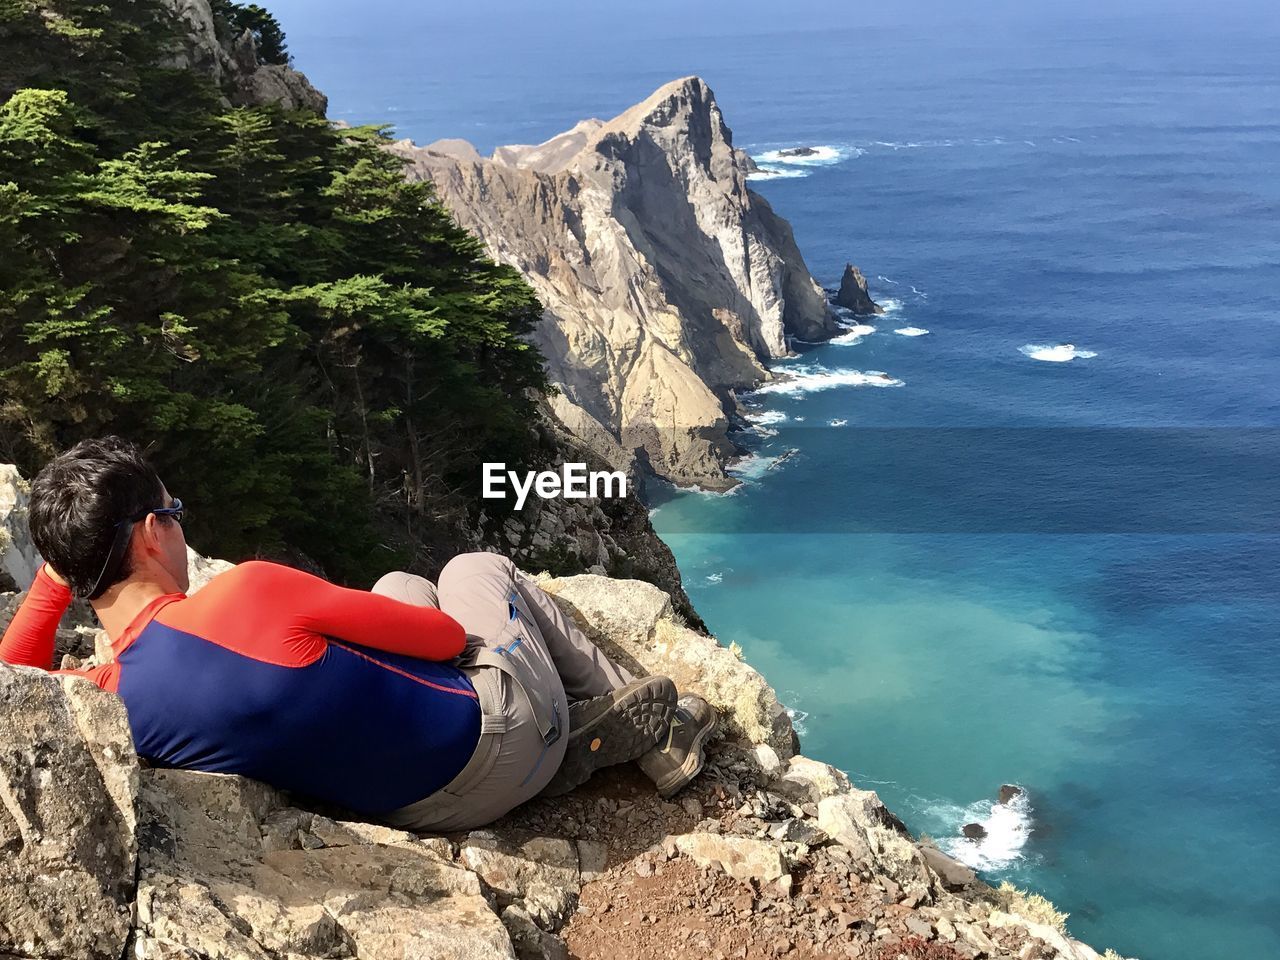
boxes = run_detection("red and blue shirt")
[0,562,481,814]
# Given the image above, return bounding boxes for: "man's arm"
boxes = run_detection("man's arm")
[175,561,467,662]
[1,564,72,669]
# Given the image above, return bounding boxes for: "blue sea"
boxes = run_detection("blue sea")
[275,4,1280,957]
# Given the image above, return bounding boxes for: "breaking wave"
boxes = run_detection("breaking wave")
[895,326,930,337]
[744,409,788,426]
[829,418,848,427]
[832,323,876,345]
[928,789,1035,872]
[1019,343,1098,362]
[754,365,904,396]
[755,144,846,165]
[747,144,859,180]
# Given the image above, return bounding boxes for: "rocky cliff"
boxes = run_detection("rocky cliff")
[0,468,1129,960]
[162,0,327,113]
[836,264,885,316]
[389,78,842,490]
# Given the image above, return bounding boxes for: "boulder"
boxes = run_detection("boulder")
[460,831,581,929]
[835,263,885,316]
[999,784,1024,805]
[668,833,789,883]
[0,667,138,960]
[917,840,979,892]
[136,769,514,959]
[818,791,933,898]
[963,822,988,840]
[770,755,853,804]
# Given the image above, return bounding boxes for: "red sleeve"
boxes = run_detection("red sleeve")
[171,561,466,663]
[1,564,72,670]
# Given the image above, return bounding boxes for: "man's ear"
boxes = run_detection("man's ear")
[136,514,165,559]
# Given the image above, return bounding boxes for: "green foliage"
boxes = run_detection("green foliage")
[0,0,549,583]
[211,0,288,65]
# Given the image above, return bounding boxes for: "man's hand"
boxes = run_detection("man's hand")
[42,563,70,588]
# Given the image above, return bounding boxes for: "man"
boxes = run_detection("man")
[0,437,717,830]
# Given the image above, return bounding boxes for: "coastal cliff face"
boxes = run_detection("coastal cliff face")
[0,469,1126,960]
[389,78,841,489]
[161,0,327,112]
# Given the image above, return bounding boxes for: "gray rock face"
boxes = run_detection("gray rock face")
[0,463,39,592]
[0,667,138,960]
[390,77,841,489]
[835,263,884,315]
[160,0,327,113]
[134,768,515,960]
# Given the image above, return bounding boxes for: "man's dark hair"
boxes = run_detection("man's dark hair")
[28,437,168,599]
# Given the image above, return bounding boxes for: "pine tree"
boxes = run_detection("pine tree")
[0,0,550,582]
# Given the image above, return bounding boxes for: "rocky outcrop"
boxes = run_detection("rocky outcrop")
[0,468,1128,959]
[160,0,327,113]
[0,667,138,959]
[835,263,884,315]
[0,464,38,593]
[389,77,841,489]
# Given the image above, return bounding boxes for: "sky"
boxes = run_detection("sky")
[264,0,1279,37]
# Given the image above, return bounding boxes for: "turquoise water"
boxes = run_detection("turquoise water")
[276,5,1280,956]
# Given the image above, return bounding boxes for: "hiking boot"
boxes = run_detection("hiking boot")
[636,694,718,798]
[540,676,677,797]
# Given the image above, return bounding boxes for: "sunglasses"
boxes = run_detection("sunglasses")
[84,498,185,600]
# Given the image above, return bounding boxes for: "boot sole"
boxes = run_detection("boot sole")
[542,676,677,796]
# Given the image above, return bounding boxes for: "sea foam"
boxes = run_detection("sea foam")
[832,323,877,345]
[894,326,930,337]
[1020,343,1098,362]
[755,365,904,396]
[934,790,1035,872]
[744,409,788,426]
[748,144,858,180]
[755,145,846,165]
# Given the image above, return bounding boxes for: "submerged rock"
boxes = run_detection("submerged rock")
[964,822,988,840]
[835,263,885,315]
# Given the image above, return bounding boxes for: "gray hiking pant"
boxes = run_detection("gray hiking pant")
[373,553,635,831]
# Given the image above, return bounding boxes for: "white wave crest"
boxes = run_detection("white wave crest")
[744,409,787,426]
[704,572,723,584]
[895,326,930,337]
[832,323,877,345]
[755,144,848,166]
[829,418,848,427]
[877,275,900,285]
[1019,343,1098,363]
[755,365,904,396]
[879,298,904,313]
[934,790,1034,872]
